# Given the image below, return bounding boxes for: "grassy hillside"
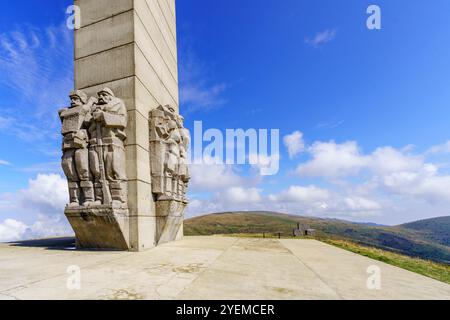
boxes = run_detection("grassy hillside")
[400,216,450,246]
[185,212,450,264]
[322,239,450,285]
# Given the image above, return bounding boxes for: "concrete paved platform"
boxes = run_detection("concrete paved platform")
[0,236,448,300]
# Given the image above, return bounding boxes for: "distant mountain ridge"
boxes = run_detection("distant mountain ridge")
[400,216,450,247]
[185,212,450,264]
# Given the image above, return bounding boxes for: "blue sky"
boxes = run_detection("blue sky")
[1,0,450,240]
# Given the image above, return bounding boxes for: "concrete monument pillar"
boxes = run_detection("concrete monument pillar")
[61,0,186,251]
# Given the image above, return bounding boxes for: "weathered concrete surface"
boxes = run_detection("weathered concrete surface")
[0,237,448,300]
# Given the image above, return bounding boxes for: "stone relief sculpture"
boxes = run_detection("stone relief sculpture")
[60,88,130,250]
[59,90,96,207]
[149,105,190,203]
[88,88,128,207]
[60,88,129,209]
[150,105,190,245]
[60,91,189,249]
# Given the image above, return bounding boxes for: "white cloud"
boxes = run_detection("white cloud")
[297,141,367,178]
[368,146,423,175]
[18,174,68,212]
[23,214,70,240]
[283,131,305,158]
[270,185,329,203]
[186,184,383,220]
[249,153,281,176]
[296,139,450,208]
[0,215,69,242]
[190,162,243,192]
[186,185,266,217]
[305,29,337,47]
[269,186,381,217]
[343,196,382,212]
[220,187,262,204]
[0,174,71,242]
[0,219,28,242]
[186,199,227,218]
[382,166,450,203]
[187,135,450,224]
[297,141,425,178]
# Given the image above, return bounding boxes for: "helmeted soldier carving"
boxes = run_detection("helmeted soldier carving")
[176,115,190,202]
[88,88,128,206]
[165,117,181,200]
[59,90,96,207]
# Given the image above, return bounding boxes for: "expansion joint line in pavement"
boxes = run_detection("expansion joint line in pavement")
[175,237,240,298]
[279,240,345,300]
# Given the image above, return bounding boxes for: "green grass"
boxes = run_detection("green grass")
[321,238,450,285]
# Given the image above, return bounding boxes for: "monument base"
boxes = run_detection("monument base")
[155,200,186,245]
[65,205,130,251]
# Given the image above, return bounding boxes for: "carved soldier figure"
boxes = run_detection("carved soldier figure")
[149,107,168,200]
[165,117,182,200]
[88,88,128,206]
[176,115,190,202]
[59,90,96,207]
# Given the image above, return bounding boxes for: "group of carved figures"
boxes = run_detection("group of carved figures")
[60,88,190,209]
[150,105,190,203]
[59,88,128,208]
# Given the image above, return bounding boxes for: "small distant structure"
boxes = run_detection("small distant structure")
[293,223,304,237]
[293,223,316,237]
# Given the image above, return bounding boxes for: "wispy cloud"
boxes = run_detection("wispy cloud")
[0,23,73,142]
[180,83,227,111]
[305,29,337,47]
[0,115,52,143]
[316,120,345,129]
[426,141,450,155]
[179,47,227,113]
[0,159,11,166]
[17,161,62,174]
